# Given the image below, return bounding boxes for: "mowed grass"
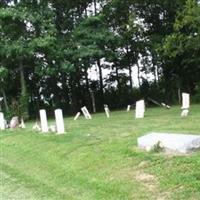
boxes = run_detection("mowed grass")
[1,105,200,200]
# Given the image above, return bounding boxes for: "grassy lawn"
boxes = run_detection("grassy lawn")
[1,105,200,200]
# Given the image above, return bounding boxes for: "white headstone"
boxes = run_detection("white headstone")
[74,112,81,120]
[55,109,65,134]
[135,100,145,119]
[127,105,131,112]
[138,133,200,154]
[182,93,190,109]
[104,105,110,118]
[39,109,48,133]
[0,112,5,130]
[81,106,92,119]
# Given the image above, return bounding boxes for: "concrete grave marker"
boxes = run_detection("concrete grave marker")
[32,122,41,131]
[135,100,145,119]
[55,109,65,134]
[104,104,110,118]
[181,93,190,117]
[39,109,48,133]
[81,106,92,119]
[0,112,5,130]
[19,118,26,129]
[127,105,131,112]
[10,116,19,129]
[74,112,81,121]
[138,132,200,154]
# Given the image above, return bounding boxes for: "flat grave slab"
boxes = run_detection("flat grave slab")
[137,133,200,154]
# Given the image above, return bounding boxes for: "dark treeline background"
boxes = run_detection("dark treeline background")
[0,0,200,119]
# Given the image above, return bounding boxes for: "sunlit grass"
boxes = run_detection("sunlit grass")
[1,105,200,199]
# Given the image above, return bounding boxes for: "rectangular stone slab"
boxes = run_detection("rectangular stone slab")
[137,133,200,153]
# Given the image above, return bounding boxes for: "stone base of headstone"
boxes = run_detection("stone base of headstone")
[138,133,200,154]
[32,122,41,131]
[181,109,189,117]
[49,125,56,132]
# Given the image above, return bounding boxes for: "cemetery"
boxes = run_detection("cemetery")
[1,0,200,200]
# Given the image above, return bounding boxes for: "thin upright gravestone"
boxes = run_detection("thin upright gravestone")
[74,112,81,121]
[135,100,145,119]
[81,106,92,119]
[55,109,65,134]
[39,109,48,133]
[127,105,131,112]
[104,104,110,118]
[181,93,190,117]
[0,112,5,130]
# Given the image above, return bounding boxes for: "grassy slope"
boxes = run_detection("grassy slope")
[1,105,200,200]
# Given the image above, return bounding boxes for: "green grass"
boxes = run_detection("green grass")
[1,105,200,200]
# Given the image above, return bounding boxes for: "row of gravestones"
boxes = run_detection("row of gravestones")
[132,92,190,119]
[0,93,190,132]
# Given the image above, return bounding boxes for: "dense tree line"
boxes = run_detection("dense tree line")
[0,0,199,118]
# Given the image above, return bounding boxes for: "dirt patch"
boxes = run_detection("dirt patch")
[135,171,157,192]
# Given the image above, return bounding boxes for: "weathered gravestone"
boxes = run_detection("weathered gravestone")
[135,100,145,119]
[81,106,92,119]
[104,104,110,118]
[39,109,48,133]
[74,112,81,121]
[127,105,131,112]
[181,93,190,117]
[32,122,41,131]
[10,116,19,129]
[138,133,200,154]
[55,109,65,134]
[0,112,5,130]
[19,118,26,129]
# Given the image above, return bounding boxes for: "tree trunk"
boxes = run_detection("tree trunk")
[1,89,9,112]
[128,64,133,90]
[19,60,29,119]
[94,0,97,15]
[97,59,104,103]
[115,67,120,92]
[19,60,26,96]
[136,62,141,88]
[84,65,90,94]
[90,90,96,113]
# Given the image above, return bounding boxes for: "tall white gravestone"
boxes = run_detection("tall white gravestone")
[39,109,48,133]
[55,109,65,134]
[0,112,5,130]
[104,105,110,118]
[135,100,145,119]
[181,93,190,117]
